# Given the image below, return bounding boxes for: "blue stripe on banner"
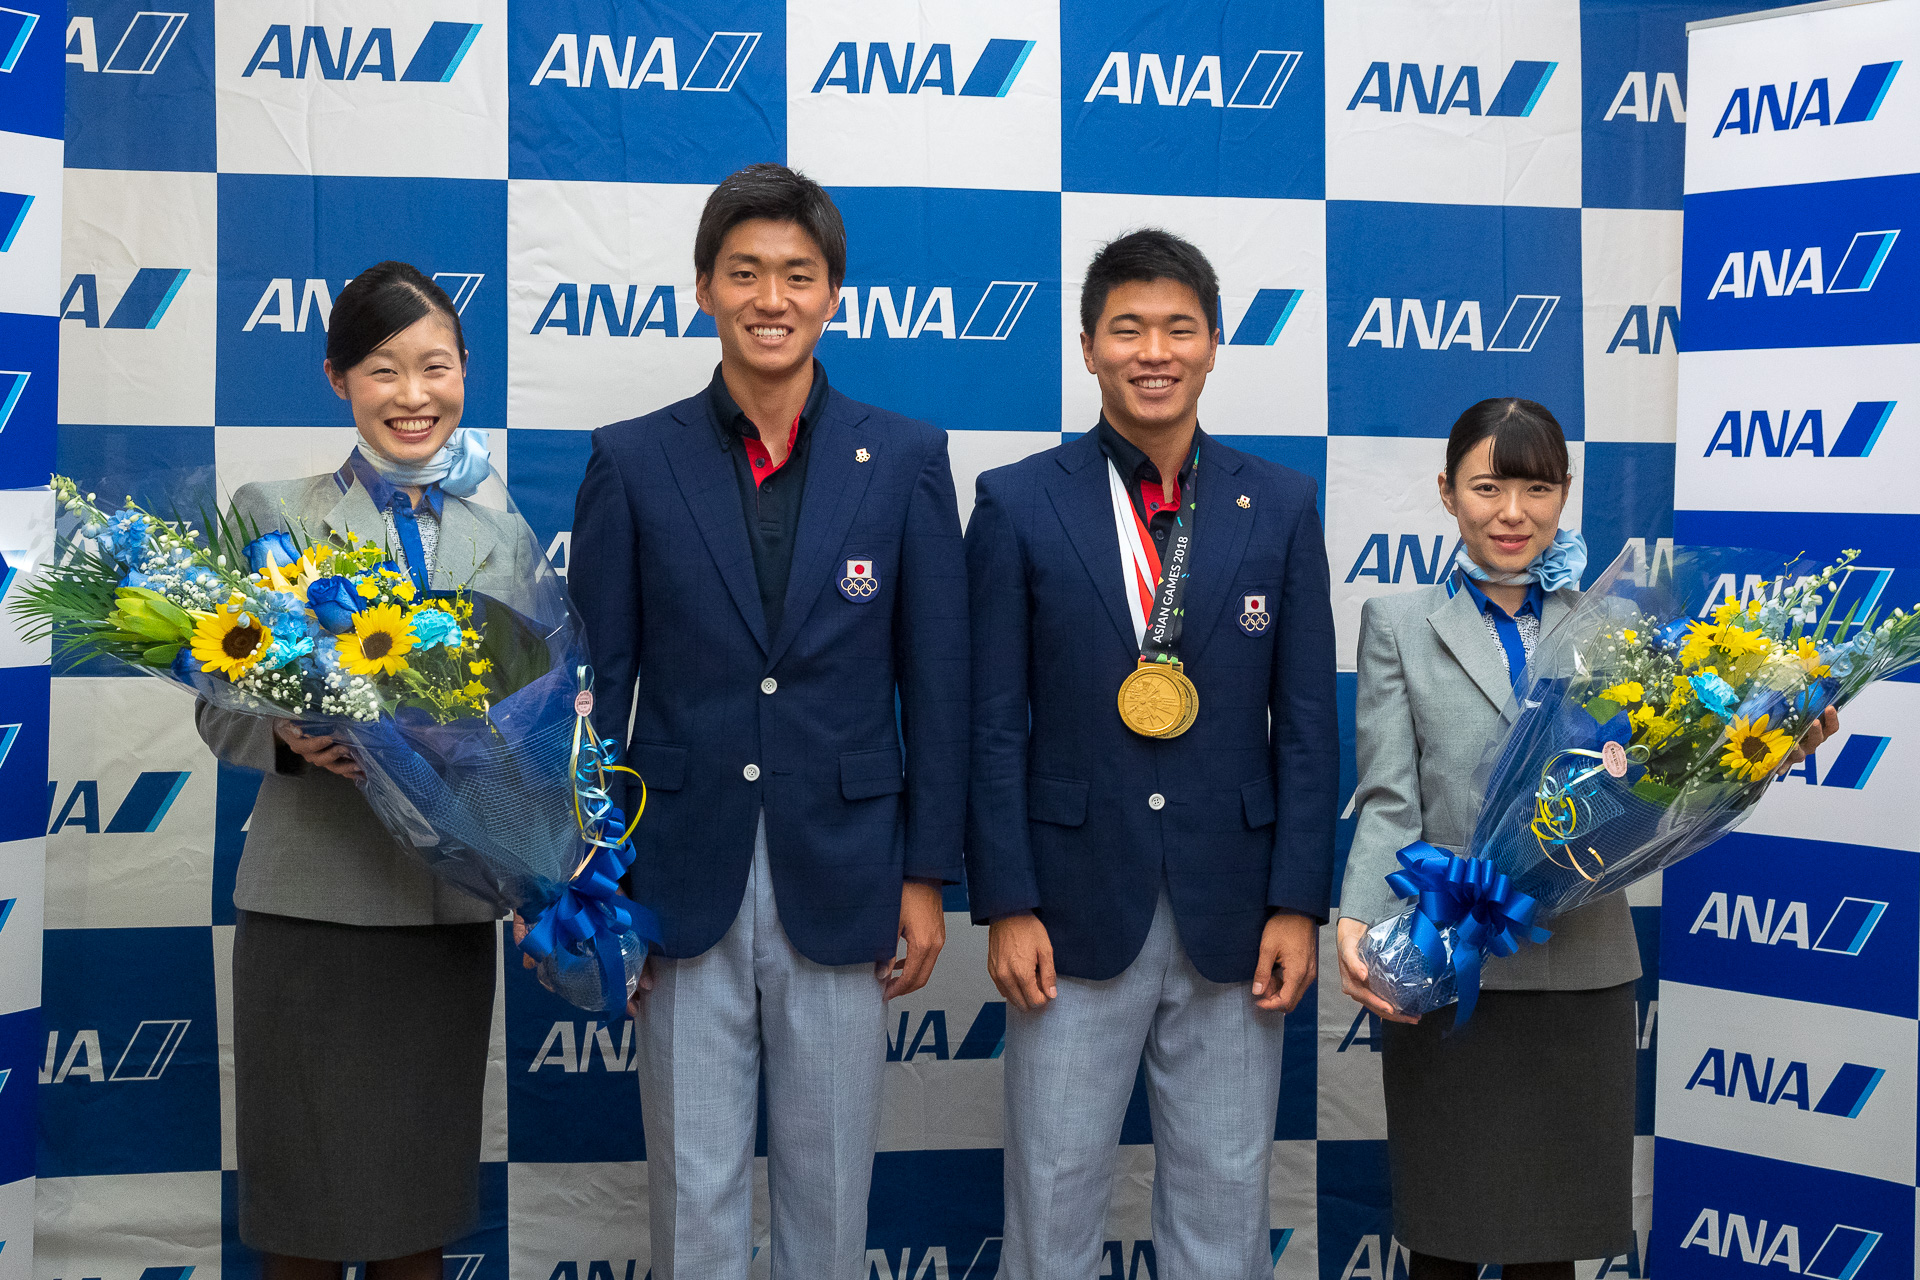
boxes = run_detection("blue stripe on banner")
[1229,288,1302,345]
[400,21,482,82]
[952,1001,1006,1059]
[1812,1063,1886,1118]
[103,770,191,833]
[682,32,759,92]
[1488,60,1556,116]
[0,371,27,431]
[1835,61,1901,124]
[1827,400,1896,457]
[0,192,30,253]
[104,268,191,330]
[1813,897,1888,957]
[0,8,34,73]
[959,39,1034,98]
[1820,735,1891,790]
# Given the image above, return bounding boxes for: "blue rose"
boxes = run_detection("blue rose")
[307,576,362,634]
[245,530,301,573]
[409,608,463,650]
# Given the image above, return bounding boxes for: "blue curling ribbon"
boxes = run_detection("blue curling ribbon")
[1384,842,1552,1031]
[518,667,660,1013]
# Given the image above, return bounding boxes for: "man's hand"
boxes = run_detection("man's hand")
[274,719,363,781]
[1251,911,1319,1012]
[878,880,946,1000]
[987,912,1057,1011]
[1782,706,1840,771]
[1335,917,1420,1024]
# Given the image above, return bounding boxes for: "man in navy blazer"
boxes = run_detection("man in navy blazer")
[570,164,967,1279]
[965,230,1337,1277]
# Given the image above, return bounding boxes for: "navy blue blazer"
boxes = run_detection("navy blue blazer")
[964,429,1338,983]
[571,385,968,966]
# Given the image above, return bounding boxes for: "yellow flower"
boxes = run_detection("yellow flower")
[1679,620,1767,667]
[337,603,416,676]
[356,578,380,600]
[462,680,489,698]
[1601,681,1645,706]
[1720,714,1792,781]
[1631,705,1680,747]
[1622,629,1638,644]
[1716,624,1768,660]
[1793,636,1832,677]
[468,658,493,675]
[190,597,272,678]
[395,581,417,602]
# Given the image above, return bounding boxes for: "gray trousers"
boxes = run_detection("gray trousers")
[1002,894,1289,1280]
[633,814,888,1279]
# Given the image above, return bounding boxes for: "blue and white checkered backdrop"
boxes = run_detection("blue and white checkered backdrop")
[1,0,1912,1276]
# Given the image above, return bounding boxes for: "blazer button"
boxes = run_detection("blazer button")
[743,763,761,781]
[1148,792,1165,810]
[761,677,778,695]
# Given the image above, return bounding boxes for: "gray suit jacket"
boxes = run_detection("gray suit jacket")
[1338,582,1641,991]
[194,471,540,927]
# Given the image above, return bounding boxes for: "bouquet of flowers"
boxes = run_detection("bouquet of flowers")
[13,475,654,1012]
[1359,543,1920,1026]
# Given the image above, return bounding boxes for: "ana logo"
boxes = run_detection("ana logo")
[1,6,38,72]
[1223,288,1304,346]
[1707,230,1899,299]
[59,269,190,329]
[1344,533,1461,586]
[1345,294,1559,352]
[530,30,756,92]
[812,37,1036,98]
[527,1019,638,1073]
[1681,1209,1880,1278]
[0,722,18,768]
[821,281,1037,342]
[1605,305,1680,355]
[1701,401,1896,459]
[1338,1234,1412,1280]
[47,771,192,835]
[0,372,26,433]
[1784,733,1894,791]
[1346,59,1558,117]
[865,1242,1002,1280]
[1713,61,1902,137]
[243,20,482,83]
[41,1020,192,1083]
[0,190,29,251]
[1684,1048,1885,1118]
[528,283,708,338]
[245,272,481,333]
[1085,48,1301,109]
[1689,892,1889,953]
[1602,70,1686,124]
[887,1001,1005,1062]
[65,11,187,74]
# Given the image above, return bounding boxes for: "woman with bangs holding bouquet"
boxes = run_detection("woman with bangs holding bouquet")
[1332,398,1838,1279]
[194,262,543,1280]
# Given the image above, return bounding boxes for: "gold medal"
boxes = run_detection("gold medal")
[1117,658,1199,739]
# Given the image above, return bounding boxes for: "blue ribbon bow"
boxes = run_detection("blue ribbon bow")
[1384,843,1552,1031]
[519,724,660,1013]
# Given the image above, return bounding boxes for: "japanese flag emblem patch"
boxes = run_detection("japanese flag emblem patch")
[1240,593,1271,635]
[839,558,879,601]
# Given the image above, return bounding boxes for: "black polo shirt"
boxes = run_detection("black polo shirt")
[1094,415,1199,552]
[708,361,830,640]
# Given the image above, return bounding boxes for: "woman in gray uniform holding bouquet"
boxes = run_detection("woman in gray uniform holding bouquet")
[195,263,541,1280]
[1334,398,1836,1279]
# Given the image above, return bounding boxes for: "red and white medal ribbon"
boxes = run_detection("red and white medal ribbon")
[1107,458,1161,649]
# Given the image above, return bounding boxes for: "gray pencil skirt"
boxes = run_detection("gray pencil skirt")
[233,910,496,1261]
[1381,981,1638,1265]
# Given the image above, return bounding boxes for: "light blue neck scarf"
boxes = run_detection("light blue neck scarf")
[355,427,490,498]
[1453,528,1587,592]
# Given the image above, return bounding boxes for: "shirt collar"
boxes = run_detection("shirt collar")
[1093,414,1202,488]
[1453,566,1544,620]
[707,360,830,449]
[339,448,443,518]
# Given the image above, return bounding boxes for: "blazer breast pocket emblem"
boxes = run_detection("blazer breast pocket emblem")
[1240,594,1271,635]
[839,558,880,601]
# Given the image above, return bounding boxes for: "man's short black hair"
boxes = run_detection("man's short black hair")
[694,163,847,290]
[1079,229,1220,337]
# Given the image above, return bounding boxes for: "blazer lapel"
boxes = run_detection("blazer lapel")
[322,480,385,550]
[661,405,771,653]
[1044,433,1137,658]
[432,497,500,590]
[766,397,875,668]
[1174,438,1253,666]
[1540,587,1577,643]
[1428,587,1518,717]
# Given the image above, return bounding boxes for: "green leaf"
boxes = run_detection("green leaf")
[142,644,182,665]
[1632,777,1680,805]
[117,586,194,632]
[1584,696,1621,724]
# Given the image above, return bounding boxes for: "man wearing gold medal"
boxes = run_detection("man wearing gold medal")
[964,229,1338,1278]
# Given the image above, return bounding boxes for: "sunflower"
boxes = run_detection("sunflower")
[337,603,416,676]
[1720,714,1792,781]
[1679,619,1768,667]
[190,597,273,678]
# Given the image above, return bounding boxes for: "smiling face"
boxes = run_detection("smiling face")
[1438,435,1571,576]
[695,217,836,386]
[1080,277,1218,437]
[325,312,465,463]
